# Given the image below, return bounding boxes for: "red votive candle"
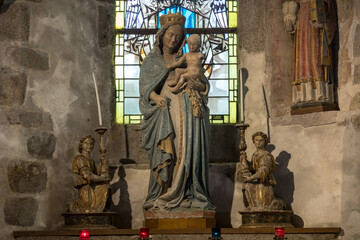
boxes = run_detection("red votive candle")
[79,230,90,240]
[275,227,285,238]
[139,228,150,239]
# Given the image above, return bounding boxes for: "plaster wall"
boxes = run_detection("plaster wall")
[0,0,359,240]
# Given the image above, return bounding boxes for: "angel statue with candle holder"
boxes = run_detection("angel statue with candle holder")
[63,127,117,229]
[236,124,293,227]
[68,133,110,213]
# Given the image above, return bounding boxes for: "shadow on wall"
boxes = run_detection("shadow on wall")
[109,165,132,229]
[209,164,236,227]
[268,146,304,228]
[0,0,14,13]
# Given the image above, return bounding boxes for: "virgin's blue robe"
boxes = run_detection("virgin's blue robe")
[139,47,214,210]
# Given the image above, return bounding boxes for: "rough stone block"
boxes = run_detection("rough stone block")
[19,111,43,127]
[238,0,265,52]
[98,5,115,48]
[349,92,360,111]
[96,0,115,3]
[3,197,38,226]
[7,160,47,193]
[7,110,20,125]
[27,132,56,159]
[0,3,29,42]
[354,65,360,84]
[351,115,360,131]
[107,125,147,165]
[209,125,237,163]
[354,24,360,57]
[7,47,49,70]
[0,67,27,106]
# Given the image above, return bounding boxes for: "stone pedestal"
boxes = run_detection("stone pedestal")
[144,209,216,229]
[291,101,337,115]
[62,212,117,229]
[239,210,294,228]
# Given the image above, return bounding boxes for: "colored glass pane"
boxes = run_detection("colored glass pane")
[115,0,238,124]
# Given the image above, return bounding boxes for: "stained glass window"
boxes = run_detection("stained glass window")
[115,0,238,124]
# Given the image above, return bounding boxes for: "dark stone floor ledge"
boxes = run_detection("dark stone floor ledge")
[14,227,341,239]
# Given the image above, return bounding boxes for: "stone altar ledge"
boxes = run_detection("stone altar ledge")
[13,227,342,240]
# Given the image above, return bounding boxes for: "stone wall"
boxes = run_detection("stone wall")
[0,0,114,239]
[0,0,359,240]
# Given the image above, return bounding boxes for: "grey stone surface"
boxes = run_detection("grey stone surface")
[27,132,56,159]
[353,24,360,57]
[209,125,238,163]
[7,160,47,193]
[354,65,360,84]
[265,0,293,117]
[0,3,29,42]
[350,115,360,131]
[19,112,43,128]
[96,0,115,4]
[238,0,265,53]
[349,92,360,110]
[3,197,38,226]
[108,125,147,165]
[98,5,115,48]
[0,67,27,106]
[271,111,338,128]
[7,110,20,125]
[7,47,49,70]
[209,164,236,227]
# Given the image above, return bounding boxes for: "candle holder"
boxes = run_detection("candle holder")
[236,123,249,153]
[95,127,107,156]
[274,227,287,240]
[208,227,222,240]
[138,228,152,240]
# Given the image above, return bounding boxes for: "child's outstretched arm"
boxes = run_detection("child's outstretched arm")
[166,54,187,69]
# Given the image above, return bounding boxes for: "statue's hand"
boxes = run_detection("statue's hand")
[285,19,294,32]
[242,176,251,183]
[100,173,110,182]
[188,79,205,92]
[310,21,324,29]
[152,94,167,109]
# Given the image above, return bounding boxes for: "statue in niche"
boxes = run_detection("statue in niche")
[139,12,214,212]
[282,0,338,110]
[239,132,284,211]
[68,135,110,213]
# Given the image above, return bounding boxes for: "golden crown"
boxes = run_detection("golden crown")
[159,12,185,27]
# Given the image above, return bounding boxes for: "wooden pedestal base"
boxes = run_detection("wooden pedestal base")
[144,209,216,229]
[62,212,117,229]
[146,217,216,229]
[239,210,294,228]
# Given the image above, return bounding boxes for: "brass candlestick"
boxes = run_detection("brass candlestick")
[236,123,249,154]
[95,127,107,156]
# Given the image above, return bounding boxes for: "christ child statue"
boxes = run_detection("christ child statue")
[166,34,204,93]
